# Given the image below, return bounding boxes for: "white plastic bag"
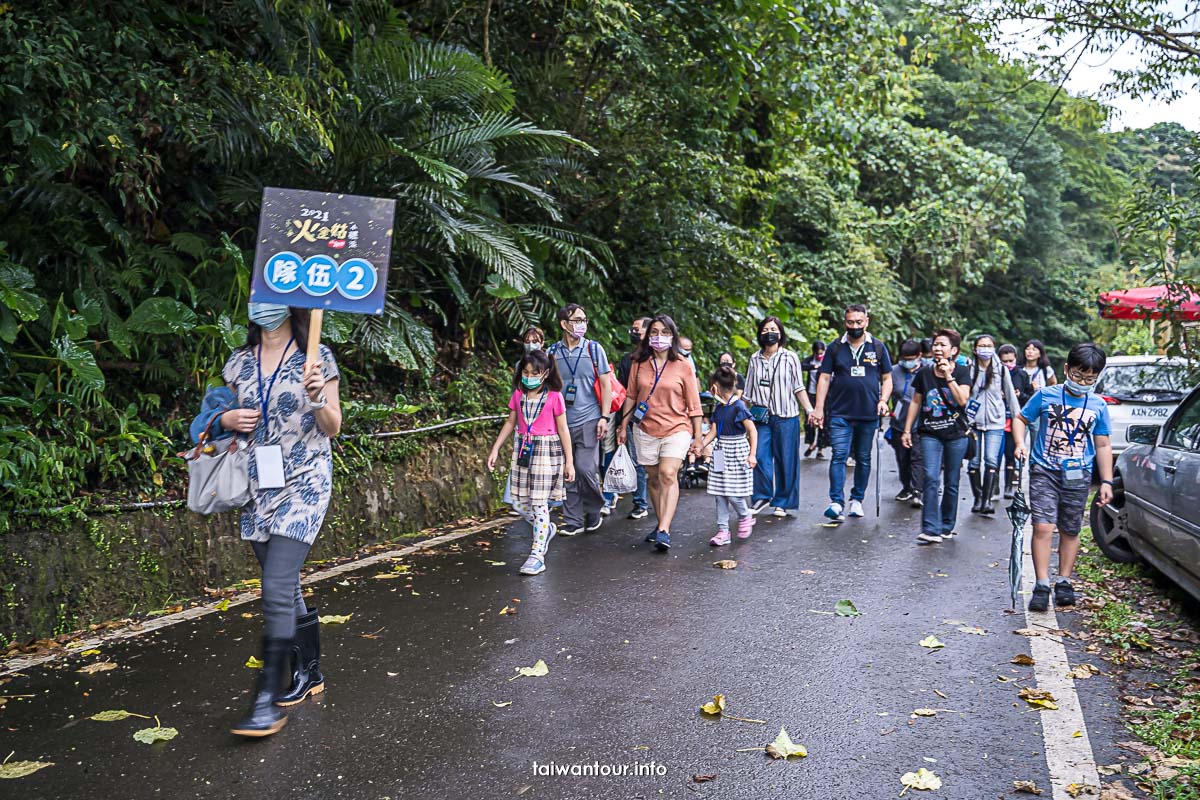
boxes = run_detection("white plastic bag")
[603,444,638,495]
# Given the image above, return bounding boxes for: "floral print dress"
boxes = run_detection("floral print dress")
[222,343,339,545]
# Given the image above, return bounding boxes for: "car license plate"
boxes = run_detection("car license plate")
[1131,406,1171,418]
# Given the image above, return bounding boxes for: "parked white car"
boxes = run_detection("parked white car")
[1095,356,1192,452]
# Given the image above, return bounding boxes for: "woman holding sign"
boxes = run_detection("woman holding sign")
[221,302,342,737]
[617,314,703,552]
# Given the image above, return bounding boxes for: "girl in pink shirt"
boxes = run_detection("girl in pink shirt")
[488,349,575,575]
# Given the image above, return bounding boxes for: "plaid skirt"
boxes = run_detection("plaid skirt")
[509,434,566,507]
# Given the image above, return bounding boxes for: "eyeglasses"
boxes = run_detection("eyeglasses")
[1065,369,1099,385]
[567,317,588,324]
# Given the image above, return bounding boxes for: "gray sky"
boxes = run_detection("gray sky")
[996,6,1200,132]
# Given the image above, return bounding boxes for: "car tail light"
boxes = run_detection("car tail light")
[1100,395,1121,405]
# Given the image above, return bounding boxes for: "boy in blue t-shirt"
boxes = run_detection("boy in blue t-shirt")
[1013,343,1114,612]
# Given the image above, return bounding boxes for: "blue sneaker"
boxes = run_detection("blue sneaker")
[519,555,546,575]
[824,503,845,522]
[654,530,671,551]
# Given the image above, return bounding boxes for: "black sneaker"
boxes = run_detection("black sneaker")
[584,513,603,532]
[750,499,770,514]
[1029,585,1051,612]
[559,525,583,537]
[1054,580,1076,607]
[894,490,912,502]
[910,496,923,509]
[628,507,649,520]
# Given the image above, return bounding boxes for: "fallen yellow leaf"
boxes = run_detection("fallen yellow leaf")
[80,649,101,657]
[701,694,726,715]
[713,560,738,570]
[510,659,549,681]
[1012,654,1036,665]
[900,767,942,793]
[318,614,352,624]
[77,662,117,674]
[918,636,945,650]
[245,656,264,669]
[492,700,513,708]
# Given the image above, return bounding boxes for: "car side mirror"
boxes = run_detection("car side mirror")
[1127,424,1161,445]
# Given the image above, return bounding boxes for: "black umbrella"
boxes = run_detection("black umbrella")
[1007,459,1031,608]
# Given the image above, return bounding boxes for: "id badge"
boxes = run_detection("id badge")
[711,446,726,474]
[1061,457,1087,489]
[632,401,649,422]
[966,398,981,420]
[517,438,534,467]
[563,383,578,405]
[256,444,286,489]
[850,366,866,377]
[758,377,771,387]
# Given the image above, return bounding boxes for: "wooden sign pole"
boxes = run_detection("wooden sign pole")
[307,309,324,369]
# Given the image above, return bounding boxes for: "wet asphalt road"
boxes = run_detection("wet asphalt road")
[2,456,1129,799]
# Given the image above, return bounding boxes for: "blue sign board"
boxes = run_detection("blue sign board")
[250,187,395,315]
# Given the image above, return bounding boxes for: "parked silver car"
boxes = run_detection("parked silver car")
[1094,355,1190,453]
[1090,384,1200,602]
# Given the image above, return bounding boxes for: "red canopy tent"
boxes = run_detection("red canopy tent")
[1098,285,1200,321]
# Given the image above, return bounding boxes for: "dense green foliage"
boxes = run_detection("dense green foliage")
[0,0,1195,517]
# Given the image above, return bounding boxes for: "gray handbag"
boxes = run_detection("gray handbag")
[183,417,250,515]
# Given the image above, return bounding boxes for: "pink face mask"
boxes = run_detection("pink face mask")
[649,335,673,351]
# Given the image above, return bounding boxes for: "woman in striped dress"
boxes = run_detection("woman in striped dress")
[701,366,759,545]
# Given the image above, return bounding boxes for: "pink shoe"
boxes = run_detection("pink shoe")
[736,516,756,539]
[710,529,732,546]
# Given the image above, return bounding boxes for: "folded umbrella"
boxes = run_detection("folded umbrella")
[1007,459,1031,609]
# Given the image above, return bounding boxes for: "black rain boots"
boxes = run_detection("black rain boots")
[969,468,984,513]
[231,636,291,737]
[1004,464,1016,499]
[276,608,325,707]
[980,468,999,515]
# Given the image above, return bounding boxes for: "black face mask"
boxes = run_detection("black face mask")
[720,362,734,370]
[759,331,780,347]
[630,330,641,344]
[846,327,865,341]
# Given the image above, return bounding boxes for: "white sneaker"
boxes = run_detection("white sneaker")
[916,533,943,545]
[600,500,613,517]
[847,500,865,518]
[823,503,845,522]
[771,507,787,517]
[846,457,856,467]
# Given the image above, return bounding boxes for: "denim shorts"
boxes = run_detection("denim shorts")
[1029,463,1090,536]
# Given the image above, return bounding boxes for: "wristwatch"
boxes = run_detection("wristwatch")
[1100,479,1114,485]
[309,393,328,409]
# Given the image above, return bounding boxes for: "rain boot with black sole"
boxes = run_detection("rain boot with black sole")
[276,609,324,707]
[980,468,999,515]
[968,468,983,514]
[231,636,290,738]
[1004,465,1016,499]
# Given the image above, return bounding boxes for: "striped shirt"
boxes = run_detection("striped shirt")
[743,348,804,418]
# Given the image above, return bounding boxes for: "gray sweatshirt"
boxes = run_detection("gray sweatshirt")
[968,358,1021,431]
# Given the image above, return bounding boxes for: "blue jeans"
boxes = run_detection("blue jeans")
[920,435,969,535]
[625,434,649,510]
[752,414,801,510]
[828,417,875,506]
[968,428,1004,470]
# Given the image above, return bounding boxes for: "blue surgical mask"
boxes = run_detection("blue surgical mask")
[901,359,919,370]
[523,342,542,353]
[248,302,290,331]
[975,348,995,360]
[1064,378,1094,396]
[521,375,544,390]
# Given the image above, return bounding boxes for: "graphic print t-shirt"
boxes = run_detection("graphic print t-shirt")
[913,363,972,440]
[1021,386,1111,471]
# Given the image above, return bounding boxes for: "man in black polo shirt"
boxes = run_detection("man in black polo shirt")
[811,304,893,522]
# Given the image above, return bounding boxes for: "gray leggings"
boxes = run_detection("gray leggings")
[715,495,750,530]
[251,536,311,640]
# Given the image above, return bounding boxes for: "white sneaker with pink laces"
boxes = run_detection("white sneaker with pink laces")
[710,529,732,546]
[737,515,756,539]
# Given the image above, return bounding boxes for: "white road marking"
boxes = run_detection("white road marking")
[1021,524,1102,799]
[1,517,507,677]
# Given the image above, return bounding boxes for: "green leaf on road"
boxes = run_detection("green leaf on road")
[834,600,860,617]
[90,709,151,722]
[509,659,549,680]
[765,727,807,759]
[245,656,264,668]
[133,725,178,744]
[918,636,945,650]
[319,614,352,625]
[900,767,942,793]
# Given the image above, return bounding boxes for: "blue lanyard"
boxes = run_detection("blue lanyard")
[644,356,668,401]
[520,391,548,438]
[256,337,294,437]
[558,339,588,379]
[901,372,914,400]
[1056,386,1088,449]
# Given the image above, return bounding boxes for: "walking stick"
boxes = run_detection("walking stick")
[875,413,884,517]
